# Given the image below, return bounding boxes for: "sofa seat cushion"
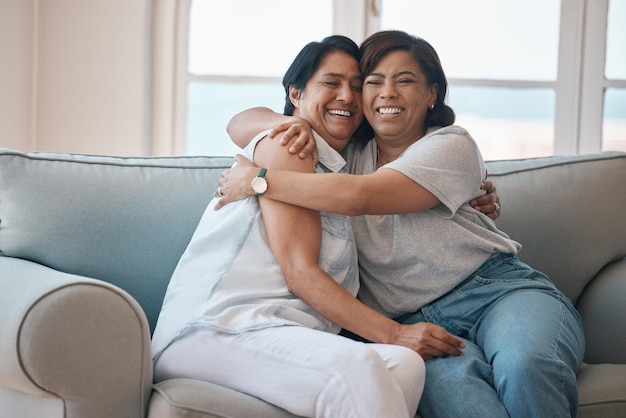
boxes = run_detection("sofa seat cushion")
[148,378,299,418]
[577,363,626,417]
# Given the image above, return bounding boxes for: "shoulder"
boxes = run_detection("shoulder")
[395,125,484,175]
[253,130,316,173]
[426,125,474,141]
[419,125,479,154]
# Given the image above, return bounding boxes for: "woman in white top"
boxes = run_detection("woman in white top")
[151,36,430,418]
[218,31,585,418]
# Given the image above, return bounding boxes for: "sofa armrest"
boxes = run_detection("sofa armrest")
[576,258,626,364]
[0,257,153,418]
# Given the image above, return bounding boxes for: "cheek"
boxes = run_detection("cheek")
[361,90,376,108]
[362,103,376,120]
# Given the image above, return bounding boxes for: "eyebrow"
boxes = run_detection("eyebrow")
[321,73,363,82]
[366,71,417,78]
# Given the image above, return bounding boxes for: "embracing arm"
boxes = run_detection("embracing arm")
[253,134,463,358]
[227,107,318,159]
[227,107,282,148]
[226,115,500,218]
[217,154,440,215]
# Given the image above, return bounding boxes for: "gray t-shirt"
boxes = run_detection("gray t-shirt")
[345,125,521,318]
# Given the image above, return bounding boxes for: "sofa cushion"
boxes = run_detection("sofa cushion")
[577,363,626,417]
[485,151,626,304]
[577,259,626,364]
[0,148,234,332]
[149,378,299,418]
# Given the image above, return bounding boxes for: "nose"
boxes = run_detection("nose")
[380,80,397,99]
[337,84,355,103]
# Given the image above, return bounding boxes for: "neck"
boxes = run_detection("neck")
[376,131,425,166]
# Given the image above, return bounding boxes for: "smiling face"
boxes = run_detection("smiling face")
[362,50,437,144]
[291,51,363,152]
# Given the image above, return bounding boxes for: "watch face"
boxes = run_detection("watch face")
[251,177,268,194]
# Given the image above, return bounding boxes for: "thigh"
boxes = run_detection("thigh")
[475,289,584,417]
[419,338,508,418]
[155,326,353,389]
[475,288,584,373]
[155,326,419,418]
[155,326,356,417]
[421,255,567,337]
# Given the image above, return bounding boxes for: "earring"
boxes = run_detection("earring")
[429,104,435,110]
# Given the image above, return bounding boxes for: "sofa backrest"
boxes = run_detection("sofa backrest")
[0,149,233,332]
[2,148,625,331]
[486,151,626,304]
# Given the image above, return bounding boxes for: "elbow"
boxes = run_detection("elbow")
[283,267,305,295]
[225,108,247,136]
[225,116,237,137]
[343,183,372,216]
[349,195,370,216]
[282,262,318,295]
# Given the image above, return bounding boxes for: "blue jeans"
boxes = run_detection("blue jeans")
[396,253,585,418]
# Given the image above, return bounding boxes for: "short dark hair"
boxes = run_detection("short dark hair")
[282,35,360,116]
[359,30,455,129]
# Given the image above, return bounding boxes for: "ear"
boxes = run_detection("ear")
[429,83,439,108]
[289,86,301,107]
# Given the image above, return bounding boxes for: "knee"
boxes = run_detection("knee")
[348,344,424,387]
[394,346,426,385]
[493,350,571,388]
[349,344,393,374]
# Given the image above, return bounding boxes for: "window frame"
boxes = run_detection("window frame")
[152,0,623,157]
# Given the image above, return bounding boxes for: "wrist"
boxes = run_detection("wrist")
[250,167,268,195]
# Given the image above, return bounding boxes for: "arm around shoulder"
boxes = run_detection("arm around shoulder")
[226,107,284,149]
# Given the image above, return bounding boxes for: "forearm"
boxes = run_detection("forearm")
[218,155,439,215]
[264,166,437,215]
[226,107,285,148]
[290,264,400,344]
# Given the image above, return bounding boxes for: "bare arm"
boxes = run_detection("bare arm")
[227,107,282,149]
[253,135,464,358]
[227,107,318,159]
[216,154,440,215]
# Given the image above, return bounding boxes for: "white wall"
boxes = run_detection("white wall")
[0,0,34,152]
[0,0,152,156]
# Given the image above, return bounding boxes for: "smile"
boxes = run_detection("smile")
[327,109,352,117]
[377,107,403,115]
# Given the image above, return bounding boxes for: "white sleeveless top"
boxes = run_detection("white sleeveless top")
[151,130,359,361]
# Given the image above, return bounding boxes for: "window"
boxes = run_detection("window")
[379,0,559,160]
[603,0,626,151]
[160,0,626,159]
[183,0,333,156]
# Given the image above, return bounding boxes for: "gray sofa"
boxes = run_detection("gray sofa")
[1,147,625,418]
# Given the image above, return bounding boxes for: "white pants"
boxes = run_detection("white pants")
[154,326,425,418]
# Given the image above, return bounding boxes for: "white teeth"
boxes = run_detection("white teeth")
[328,109,351,117]
[378,107,403,115]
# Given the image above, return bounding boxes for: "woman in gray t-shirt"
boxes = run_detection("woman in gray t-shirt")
[221,31,585,418]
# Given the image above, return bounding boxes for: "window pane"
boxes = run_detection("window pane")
[380,0,560,81]
[602,88,626,152]
[448,86,555,160]
[606,0,626,80]
[189,0,333,77]
[186,82,284,156]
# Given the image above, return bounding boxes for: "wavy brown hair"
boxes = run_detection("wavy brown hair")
[356,30,455,145]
